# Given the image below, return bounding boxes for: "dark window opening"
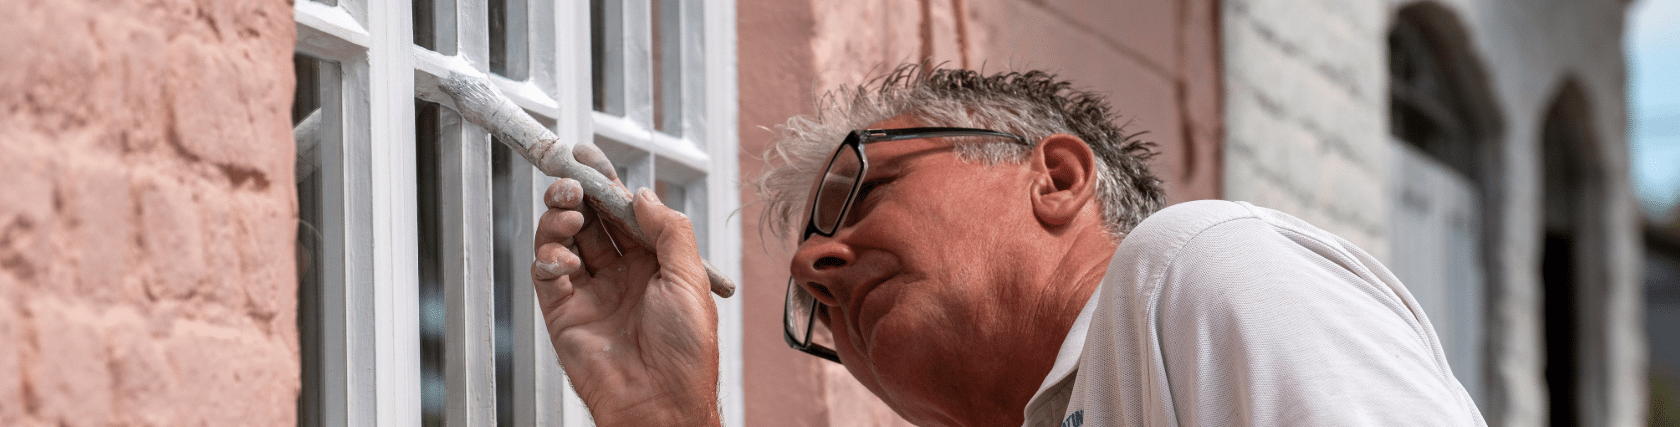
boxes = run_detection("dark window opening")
[416,100,448,427]
[490,0,529,79]
[294,52,326,427]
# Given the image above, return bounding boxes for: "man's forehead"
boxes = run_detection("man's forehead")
[865,116,919,129]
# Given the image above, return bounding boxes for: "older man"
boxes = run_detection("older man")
[530,67,1485,426]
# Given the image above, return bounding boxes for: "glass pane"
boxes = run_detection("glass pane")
[491,140,520,426]
[490,0,529,79]
[651,0,680,134]
[654,180,685,214]
[590,0,625,114]
[414,0,458,55]
[311,0,338,6]
[591,0,609,112]
[812,144,861,233]
[415,100,448,427]
[293,52,336,427]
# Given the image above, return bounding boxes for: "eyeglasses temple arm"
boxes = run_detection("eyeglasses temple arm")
[865,127,1027,143]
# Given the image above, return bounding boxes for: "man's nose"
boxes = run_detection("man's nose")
[789,234,855,306]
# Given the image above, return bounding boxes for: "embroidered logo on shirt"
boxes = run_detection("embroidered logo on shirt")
[1061,410,1084,427]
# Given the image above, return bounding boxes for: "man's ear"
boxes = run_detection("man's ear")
[1029,134,1098,227]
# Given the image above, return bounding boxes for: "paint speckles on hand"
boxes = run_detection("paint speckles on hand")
[535,259,566,279]
[549,179,583,207]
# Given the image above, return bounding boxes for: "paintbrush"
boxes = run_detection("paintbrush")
[438,71,735,298]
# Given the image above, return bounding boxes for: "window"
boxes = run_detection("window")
[293,0,741,425]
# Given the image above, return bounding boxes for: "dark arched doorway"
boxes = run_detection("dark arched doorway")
[1539,80,1606,427]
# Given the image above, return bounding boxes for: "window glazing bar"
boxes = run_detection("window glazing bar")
[441,108,500,427]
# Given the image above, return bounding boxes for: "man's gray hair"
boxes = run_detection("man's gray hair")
[755,65,1165,240]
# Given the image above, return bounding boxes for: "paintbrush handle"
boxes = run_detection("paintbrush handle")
[440,72,736,298]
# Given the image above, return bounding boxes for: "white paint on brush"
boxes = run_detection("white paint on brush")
[436,71,736,298]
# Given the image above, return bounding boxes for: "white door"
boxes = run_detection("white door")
[1388,140,1486,408]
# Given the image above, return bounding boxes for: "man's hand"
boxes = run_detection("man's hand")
[532,178,721,426]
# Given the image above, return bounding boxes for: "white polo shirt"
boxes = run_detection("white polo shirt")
[1022,200,1486,427]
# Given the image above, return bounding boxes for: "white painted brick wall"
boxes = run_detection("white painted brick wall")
[1221,0,1391,260]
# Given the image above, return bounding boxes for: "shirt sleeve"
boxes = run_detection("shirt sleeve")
[1151,214,1483,426]
[1064,201,1485,427]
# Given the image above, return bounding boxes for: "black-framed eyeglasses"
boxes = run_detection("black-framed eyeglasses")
[783,127,1027,363]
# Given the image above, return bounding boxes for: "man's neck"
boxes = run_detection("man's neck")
[1049,226,1120,315]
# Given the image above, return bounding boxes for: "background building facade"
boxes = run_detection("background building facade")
[0,0,1653,425]
[1222,0,1644,426]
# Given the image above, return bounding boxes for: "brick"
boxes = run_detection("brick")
[104,307,174,426]
[1226,89,1316,188]
[0,293,23,422]
[27,298,114,427]
[1227,18,1381,134]
[0,200,50,287]
[135,176,208,301]
[164,320,296,426]
[230,192,296,329]
[1222,0,1388,248]
[71,155,135,304]
[198,189,245,307]
[1227,0,1384,88]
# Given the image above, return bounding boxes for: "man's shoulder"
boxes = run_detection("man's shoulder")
[1119,199,1336,257]
[1107,200,1359,298]
[1116,200,1264,257]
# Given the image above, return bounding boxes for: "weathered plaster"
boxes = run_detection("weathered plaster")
[0,0,299,425]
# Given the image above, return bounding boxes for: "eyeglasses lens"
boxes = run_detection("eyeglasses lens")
[811,143,863,235]
[785,278,817,346]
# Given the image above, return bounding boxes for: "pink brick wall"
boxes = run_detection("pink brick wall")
[737,0,1221,424]
[0,0,299,425]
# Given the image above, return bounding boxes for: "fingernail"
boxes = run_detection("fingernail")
[639,188,662,205]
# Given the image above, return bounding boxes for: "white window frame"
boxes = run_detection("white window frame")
[293,0,741,425]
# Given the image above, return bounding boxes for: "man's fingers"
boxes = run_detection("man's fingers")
[531,243,581,312]
[571,206,623,268]
[632,188,704,284]
[535,209,585,250]
[533,243,583,281]
[544,178,585,210]
[571,143,619,183]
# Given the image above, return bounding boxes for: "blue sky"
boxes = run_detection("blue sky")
[1632,0,1680,220]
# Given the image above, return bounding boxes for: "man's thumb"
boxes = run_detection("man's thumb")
[633,189,702,278]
